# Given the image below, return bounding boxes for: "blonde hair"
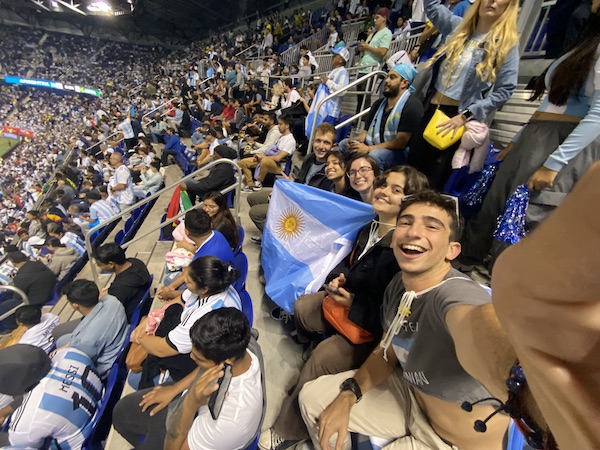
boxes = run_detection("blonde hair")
[427,0,519,84]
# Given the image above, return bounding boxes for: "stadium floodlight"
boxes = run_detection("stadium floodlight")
[87,1,112,12]
[54,0,87,15]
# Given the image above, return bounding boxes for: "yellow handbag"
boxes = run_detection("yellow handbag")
[422,59,466,151]
[423,108,465,150]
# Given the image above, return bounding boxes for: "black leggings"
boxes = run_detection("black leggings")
[407,103,461,191]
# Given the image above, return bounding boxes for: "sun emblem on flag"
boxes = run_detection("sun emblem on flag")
[276,207,305,241]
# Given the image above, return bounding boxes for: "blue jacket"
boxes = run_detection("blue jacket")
[425,0,519,122]
[164,133,185,151]
[63,295,128,378]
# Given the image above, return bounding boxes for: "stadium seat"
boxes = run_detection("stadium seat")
[235,225,245,255]
[114,229,125,245]
[128,275,154,331]
[232,252,248,292]
[238,289,254,327]
[159,214,174,241]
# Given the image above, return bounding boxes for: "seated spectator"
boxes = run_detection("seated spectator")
[24,210,46,241]
[0,345,103,449]
[14,229,37,259]
[56,279,128,378]
[149,113,168,144]
[83,190,117,229]
[262,166,428,448]
[134,160,164,199]
[202,191,240,251]
[39,237,79,280]
[114,308,263,450]
[127,256,241,386]
[92,243,152,321]
[158,209,234,301]
[160,128,185,166]
[5,251,56,308]
[299,191,513,450]
[324,150,358,198]
[238,114,296,191]
[339,64,423,170]
[179,145,237,204]
[240,111,281,160]
[246,123,337,237]
[46,221,86,256]
[0,305,59,353]
[345,154,381,203]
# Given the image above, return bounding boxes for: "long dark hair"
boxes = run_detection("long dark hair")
[202,192,239,249]
[531,12,600,103]
[187,256,239,296]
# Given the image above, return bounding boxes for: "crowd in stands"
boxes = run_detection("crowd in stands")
[0,0,598,449]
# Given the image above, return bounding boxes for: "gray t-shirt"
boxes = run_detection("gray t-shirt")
[381,268,492,403]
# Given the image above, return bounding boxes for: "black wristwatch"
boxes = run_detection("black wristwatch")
[339,378,363,403]
[462,109,474,122]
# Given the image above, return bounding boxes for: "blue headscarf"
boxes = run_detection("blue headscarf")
[391,64,418,92]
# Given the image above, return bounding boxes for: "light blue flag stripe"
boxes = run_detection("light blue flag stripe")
[262,180,374,312]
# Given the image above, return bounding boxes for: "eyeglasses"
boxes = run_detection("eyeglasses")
[401,193,460,219]
[347,167,373,178]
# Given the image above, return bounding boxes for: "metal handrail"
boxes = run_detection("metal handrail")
[141,96,179,119]
[307,70,387,153]
[334,107,371,131]
[0,285,29,321]
[236,44,258,57]
[84,158,242,285]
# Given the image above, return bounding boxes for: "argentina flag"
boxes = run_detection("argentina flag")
[262,180,374,312]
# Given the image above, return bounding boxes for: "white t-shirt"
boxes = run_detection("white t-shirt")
[281,89,301,109]
[8,348,103,450]
[187,351,263,450]
[118,117,135,139]
[166,287,242,354]
[20,313,60,354]
[277,133,296,157]
[109,164,135,205]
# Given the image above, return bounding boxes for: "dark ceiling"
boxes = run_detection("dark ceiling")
[0,0,270,45]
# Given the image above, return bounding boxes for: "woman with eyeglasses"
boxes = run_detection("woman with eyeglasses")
[263,166,429,445]
[345,154,381,202]
[201,192,239,251]
[324,150,359,199]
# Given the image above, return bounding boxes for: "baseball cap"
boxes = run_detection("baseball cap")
[331,47,350,63]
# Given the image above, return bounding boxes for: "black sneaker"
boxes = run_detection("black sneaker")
[270,306,293,324]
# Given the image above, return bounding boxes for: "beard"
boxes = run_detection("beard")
[383,84,400,98]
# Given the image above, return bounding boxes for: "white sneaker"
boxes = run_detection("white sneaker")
[253,181,263,191]
[258,428,286,450]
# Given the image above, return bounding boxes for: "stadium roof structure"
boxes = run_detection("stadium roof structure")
[0,0,262,46]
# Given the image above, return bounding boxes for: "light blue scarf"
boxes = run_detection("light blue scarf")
[365,90,411,146]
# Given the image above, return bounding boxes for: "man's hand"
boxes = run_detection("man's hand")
[279,172,294,181]
[348,141,370,154]
[357,42,369,52]
[140,384,179,416]
[188,364,224,407]
[254,154,264,162]
[321,75,329,84]
[318,391,355,450]
[179,182,188,191]
[528,166,558,191]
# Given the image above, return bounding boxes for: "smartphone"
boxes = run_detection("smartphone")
[208,363,232,420]
[322,284,340,295]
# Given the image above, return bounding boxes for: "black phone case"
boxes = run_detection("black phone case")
[208,364,232,420]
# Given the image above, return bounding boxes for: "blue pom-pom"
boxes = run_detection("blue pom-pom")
[461,164,499,207]
[493,184,530,244]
